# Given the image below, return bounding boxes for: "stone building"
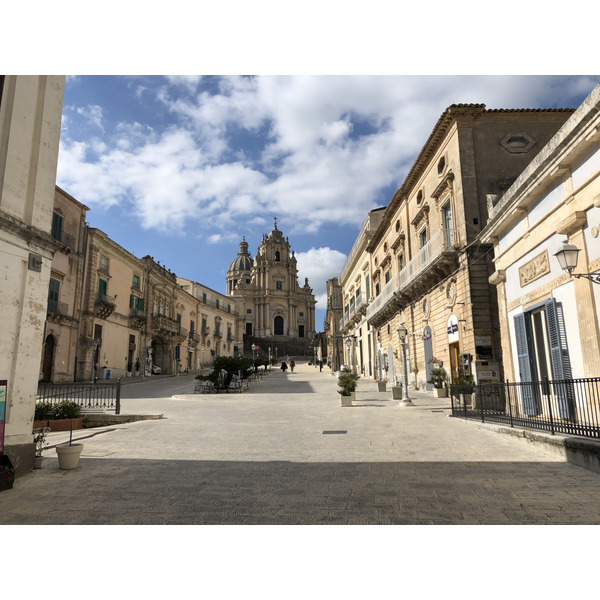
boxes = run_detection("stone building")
[40,186,89,382]
[337,208,385,376]
[226,219,316,355]
[0,76,65,474]
[482,84,600,390]
[361,103,574,390]
[177,277,241,364]
[324,277,343,372]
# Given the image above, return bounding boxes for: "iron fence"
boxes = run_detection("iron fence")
[37,379,121,414]
[450,377,600,439]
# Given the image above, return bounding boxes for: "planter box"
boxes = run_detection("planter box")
[33,420,49,429]
[391,385,402,399]
[377,381,387,392]
[432,388,447,398]
[48,418,83,432]
[340,392,355,407]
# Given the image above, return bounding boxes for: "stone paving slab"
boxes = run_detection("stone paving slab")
[2,361,600,524]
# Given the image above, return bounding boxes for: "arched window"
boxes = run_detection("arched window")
[275,251,280,261]
[274,316,284,335]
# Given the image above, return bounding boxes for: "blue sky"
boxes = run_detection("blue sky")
[56,75,600,329]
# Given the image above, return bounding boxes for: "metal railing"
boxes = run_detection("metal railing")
[48,300,69,316]
[399,228,458,290]
[365,272,401,322]
[450,377,600,439]
[37,379,121,414]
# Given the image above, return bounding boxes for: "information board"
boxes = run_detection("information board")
[0,380,7,454]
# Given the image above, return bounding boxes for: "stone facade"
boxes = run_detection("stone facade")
[40,187,89,382]
[0,76,65,474]
[324,277,344,371]
[482,84,600,385]
[337,208,385,376]
[341,103,574,392]
[226,219,316,351]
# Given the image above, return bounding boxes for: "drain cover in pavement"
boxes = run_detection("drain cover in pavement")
[322,430,347,434]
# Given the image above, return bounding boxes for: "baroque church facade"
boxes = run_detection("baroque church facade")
[227,219,316,344]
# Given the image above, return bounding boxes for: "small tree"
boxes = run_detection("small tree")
[337,367,360,397]
[428,367,448,389]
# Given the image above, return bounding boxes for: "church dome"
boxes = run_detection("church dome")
[228,237,254,274]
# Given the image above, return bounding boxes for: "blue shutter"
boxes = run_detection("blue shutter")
[544,299,575,419]
[513,313,541,415]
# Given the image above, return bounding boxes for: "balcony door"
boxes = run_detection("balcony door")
[442,201,454,248]
[423,326,433,390]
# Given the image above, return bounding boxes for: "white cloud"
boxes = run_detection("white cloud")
[57,75,600,240]
[295,246,348,306]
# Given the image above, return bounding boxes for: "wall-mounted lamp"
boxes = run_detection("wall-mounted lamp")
[553,239,600,283]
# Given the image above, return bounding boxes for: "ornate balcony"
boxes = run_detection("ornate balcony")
[95,294,116,319]
[366,228,459,328]
[128,309,147,331]
[151,315,179,337]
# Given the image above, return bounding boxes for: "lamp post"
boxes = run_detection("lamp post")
[90,340,99,383]
[238,340,242,358]
[251,343,256,374]
[202,347,205,369]
[397,325,413,407]
[554,239,600,283]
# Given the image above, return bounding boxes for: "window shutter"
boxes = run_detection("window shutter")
[513,313,540,415]
[130,294,135,309]
[138,298,144,311]
[544,299,575,418]
[98,278,107,297]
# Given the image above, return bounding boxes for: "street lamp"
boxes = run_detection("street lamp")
[554,239,600,283]
[202,347,205,368]
[345,337,352,370]
[397,325,414,407]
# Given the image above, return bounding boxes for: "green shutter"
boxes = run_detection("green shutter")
[138,298,144,311]
[98,278,107,298]
[130,294,135,309]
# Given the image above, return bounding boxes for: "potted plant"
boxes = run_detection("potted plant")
[55,418,84,470]
[49,401,83,432]
[32,426,51,468]
[135,358,141,376]
[428,367,448,398]
[338,367,360,407]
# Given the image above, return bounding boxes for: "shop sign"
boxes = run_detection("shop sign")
[447,315,459,343]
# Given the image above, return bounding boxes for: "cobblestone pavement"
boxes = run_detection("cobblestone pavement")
[3,361,600,524]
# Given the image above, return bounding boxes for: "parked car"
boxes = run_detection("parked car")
[151,364,162,374]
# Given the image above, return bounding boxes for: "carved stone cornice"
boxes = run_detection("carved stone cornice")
[411,203,430,229]
[431,170,455,200]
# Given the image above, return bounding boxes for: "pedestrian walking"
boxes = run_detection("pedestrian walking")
[319,359,323,372]
[289,359,295,373]
[281,360,288,373]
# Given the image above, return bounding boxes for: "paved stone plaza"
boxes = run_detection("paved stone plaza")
[3,361,600,524]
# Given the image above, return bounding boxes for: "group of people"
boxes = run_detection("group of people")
[280,358,324,372]
[280,358,295,373]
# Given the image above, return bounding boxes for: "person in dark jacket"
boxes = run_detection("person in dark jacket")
[281,361,288,372]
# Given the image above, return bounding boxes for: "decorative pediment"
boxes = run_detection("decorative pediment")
[411,204,430,229]
[431,170,454,200]
[391,232,405,251]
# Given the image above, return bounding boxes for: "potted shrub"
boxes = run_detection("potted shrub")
[49,401,83,432]
[55,417,84,470]
[428,367,448,398]
[32,426,51,468]
[134,358,141,376]
[338,367,360,407]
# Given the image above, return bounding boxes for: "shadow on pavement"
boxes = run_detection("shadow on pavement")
[2,458,600,525]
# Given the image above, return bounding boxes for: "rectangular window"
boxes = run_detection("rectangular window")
[246,322,253,335]
[48,278,60,313]
[216,299,219,309]
[299,312,304,317]
[375,282,380,297]
[99,256,109,273]
[442,201,454,247]
[419,228,428,248]
[398,254,404,271]
[202,293,207,304]
[299,325,305,338]
[385,270,390,284]
[132,275,140,289]
[177,313,182,332]
[276,281,283,290]
[202,318,207,333]
[175,345,180,360]
[51,213,63,242]
[228,304,231,313]
[247,309,252,314]
[365,275,370,303]
[215,321,220,337]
